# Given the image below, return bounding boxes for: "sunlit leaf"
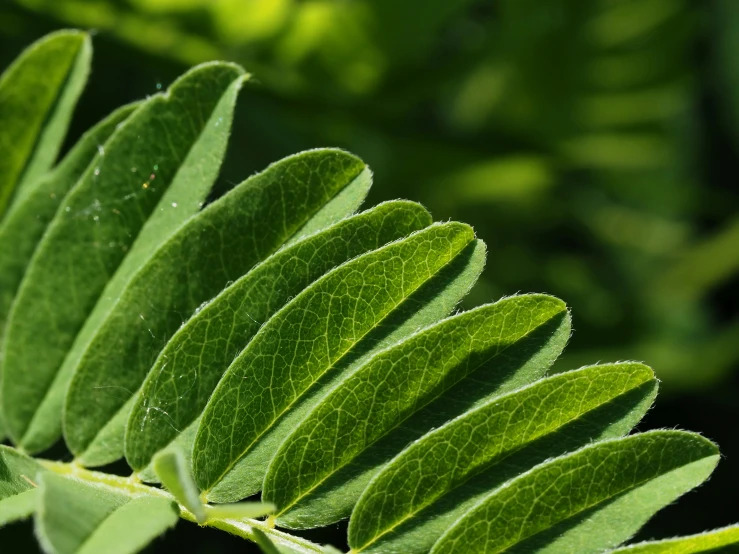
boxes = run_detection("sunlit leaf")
[193,222,481,500]
[0,101,139,340]
[430,431,719,554]
[348,362,656,553]
[126,200,430,473]
[266,294,572,529]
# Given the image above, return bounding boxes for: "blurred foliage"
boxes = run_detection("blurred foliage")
[1,0,738,390]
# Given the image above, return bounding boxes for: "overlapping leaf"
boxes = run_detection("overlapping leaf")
[193,222,485,501]
[63,148,371,467]
[431,430,719,554]
[2,61,246,452]
[346,362,656,553]
[265,294,571,529]
[199,234,486,502]
[0,29,737,554]
[0,30,90,216]
[0,102,139,339]
[126,200,432,473]
[36,472,178,554]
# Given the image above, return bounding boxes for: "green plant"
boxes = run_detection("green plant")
[1,29,738,554]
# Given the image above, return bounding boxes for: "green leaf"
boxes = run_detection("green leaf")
[193,222,482,500]
[0,102,138,339]
[205,502,276,521]
[0,30,90,217]
[609,524,739,553]
[0,489,37,527]
[208,237,486,503]
[347,362,657,553]
[0,445,47,526]
[153,447,205,523]
[36,472,178,554]
[125,200,431,472]
[2,61,246,452]
[430,430,720,554]
[265,294,571,529]
[254,528,283,554]
[64,148,371,466]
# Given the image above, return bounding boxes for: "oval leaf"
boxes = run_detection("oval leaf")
[205,237,487,502]
[193,222,477,498]
[126,200,431,472]
[64,148,371,465]
[2,61,246,449]
[348,362,657,553]
[265,294,571,528]
[0,101,139,339]
[431,430,720,554]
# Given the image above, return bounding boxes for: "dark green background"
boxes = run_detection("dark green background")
[1,0,738,551]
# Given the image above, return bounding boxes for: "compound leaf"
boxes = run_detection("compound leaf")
[36,472,178,554]
[193,222,478,500]
[430,430,720,554]
[265,294,571,529]
[0,29,90,217]
[2,61,246,451]
[348,362,657,553]
[64,148,370,467]
[206,237,487,504]
[126,200,431,472]
[0,102,139,341]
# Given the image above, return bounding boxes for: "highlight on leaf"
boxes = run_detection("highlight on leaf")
[0,28,738,554]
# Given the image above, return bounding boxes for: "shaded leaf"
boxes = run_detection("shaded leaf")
[254,528,283,554]
[36,472,178,554]
[0,29,90,216]
[0,101,139,339]
[609,524,739,553]
[431,431,720,554]
[27,64,247,455]
[2,61,246,451]
[0,489,37,527]
[125,200,431,472]
[348,362,657,553]
[265,294,571,529]
[153,447,204,523]
[193,222,480,500]
[64,148,370,466]
[0,445,46,526]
